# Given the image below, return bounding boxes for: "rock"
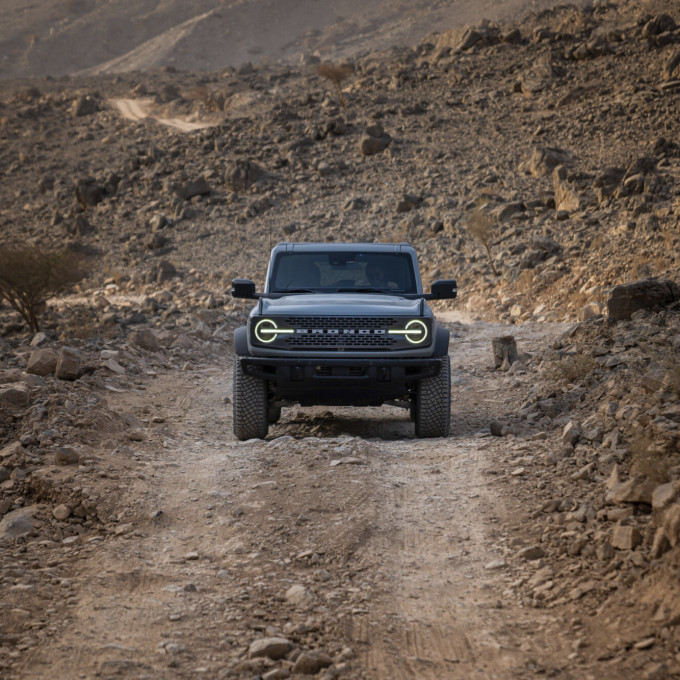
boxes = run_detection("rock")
[0,506,39,539]
[662,505,680,548]
[0,384,30,407]
[225,159,265,193]
[154,260,177,283]
[285,584,315,607]
[524,146,571,177]
[248,637,292,660]
[317,161,333,176]
[360,134,390,156]
[330,457,366,466]
[54,446,80,465]
[26,349,58,376]
[517,545,545,560]
[652,483,679,510]
[607,278,680,321]
[607,476,656,505]
[610,525,642,550]
[292,652,333,674]
[562,420,582,446]
[131,329,160,352]
[55,347,81,380]
[663,48,680,80]
[177,176,210,200]
[492,336,518,368]
[489,421,505,436]
[52,504,71,520]
[553,165,588,213]
[30,332,50,347]
[650,526,670,559]
[0,441,25,459]
[72,95,98,117]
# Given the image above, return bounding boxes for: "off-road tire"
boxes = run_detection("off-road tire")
[233,357,269,440]
[268,403,282,424]
[414,355,451,438]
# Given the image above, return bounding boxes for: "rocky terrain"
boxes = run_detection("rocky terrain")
[1,0,680,678]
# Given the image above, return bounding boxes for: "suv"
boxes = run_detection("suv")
[231,242,457,440]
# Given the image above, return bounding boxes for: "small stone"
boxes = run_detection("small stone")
[127,429,145,442]
[55,347,81,380]
[52,504,71,520]
[517,545,545,560]
[610,524,642,550]
[330,457,367,466]
[248,637,292,660]
[54,446,80,465]
[652,483,678,510]
[184,551,200,561]
[489,421,505,436]
[0,384,30,408]
[662,505,680,547]
[562,420,582,446]
[292,652,333,674]
[485,559,507,570]
[0,506,39,539]
[26,349,58,376]
[359,134,390,156]
[131,329,160,352]
[285,583,315,606]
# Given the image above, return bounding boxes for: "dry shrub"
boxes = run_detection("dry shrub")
[630,434,674,484]
[0,245,88,332]
[465,209,498,276]
[545,354,598,383]
[315,62,354,107]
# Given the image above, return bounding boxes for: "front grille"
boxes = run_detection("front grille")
[282,316,399,351]
[283,316,397,328]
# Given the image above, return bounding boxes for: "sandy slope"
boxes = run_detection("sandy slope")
[1,0,581,78]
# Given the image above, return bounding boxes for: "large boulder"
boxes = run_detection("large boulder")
[607,278,680,321]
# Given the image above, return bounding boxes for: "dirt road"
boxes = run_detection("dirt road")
[9,318,584,679]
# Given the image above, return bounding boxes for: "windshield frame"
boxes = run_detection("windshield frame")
[268,250,419,295]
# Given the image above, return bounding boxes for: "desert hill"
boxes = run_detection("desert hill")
[1,0,680,678]
[3,0,580,78]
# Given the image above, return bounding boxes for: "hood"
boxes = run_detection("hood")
[257,293,425,317]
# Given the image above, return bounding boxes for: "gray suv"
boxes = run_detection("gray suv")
[231,242,457,440]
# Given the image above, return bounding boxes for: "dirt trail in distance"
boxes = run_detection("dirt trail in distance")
[111,97,218,131]
[14,318,579,679]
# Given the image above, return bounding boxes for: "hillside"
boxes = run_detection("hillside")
[1,0,680,678]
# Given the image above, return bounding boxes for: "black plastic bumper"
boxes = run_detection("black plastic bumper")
[240,356,444,406]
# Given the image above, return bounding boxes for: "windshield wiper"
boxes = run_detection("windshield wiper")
[279,288,318,294]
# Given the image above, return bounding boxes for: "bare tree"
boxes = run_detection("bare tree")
[0,245,88,332]
[466,209,499,276]
[314,62,354,108]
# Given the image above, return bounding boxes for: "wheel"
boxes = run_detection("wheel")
[268,403,282,424]
[233,356,269,440]
[414,356,450,438]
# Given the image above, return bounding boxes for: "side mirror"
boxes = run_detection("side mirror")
[231,279,257,299]
[429,279,457,300]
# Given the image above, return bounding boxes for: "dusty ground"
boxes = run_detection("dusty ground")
[4,316,607,680]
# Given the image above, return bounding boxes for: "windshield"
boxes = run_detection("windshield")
[269,251,417,294]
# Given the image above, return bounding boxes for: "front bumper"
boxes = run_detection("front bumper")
[240,356,444,406]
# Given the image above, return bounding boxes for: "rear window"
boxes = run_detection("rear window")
[270,251,417,294]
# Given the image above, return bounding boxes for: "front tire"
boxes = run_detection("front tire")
[414,356,451,438]
[233,356,269,440]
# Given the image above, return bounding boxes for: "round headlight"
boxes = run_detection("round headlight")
[254,319,294,344]
[404,319,428,344]
[254,319,279,343]
[389,319,428,344]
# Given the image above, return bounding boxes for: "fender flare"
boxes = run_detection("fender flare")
[234,326,250,356]
[433,327,450,357]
